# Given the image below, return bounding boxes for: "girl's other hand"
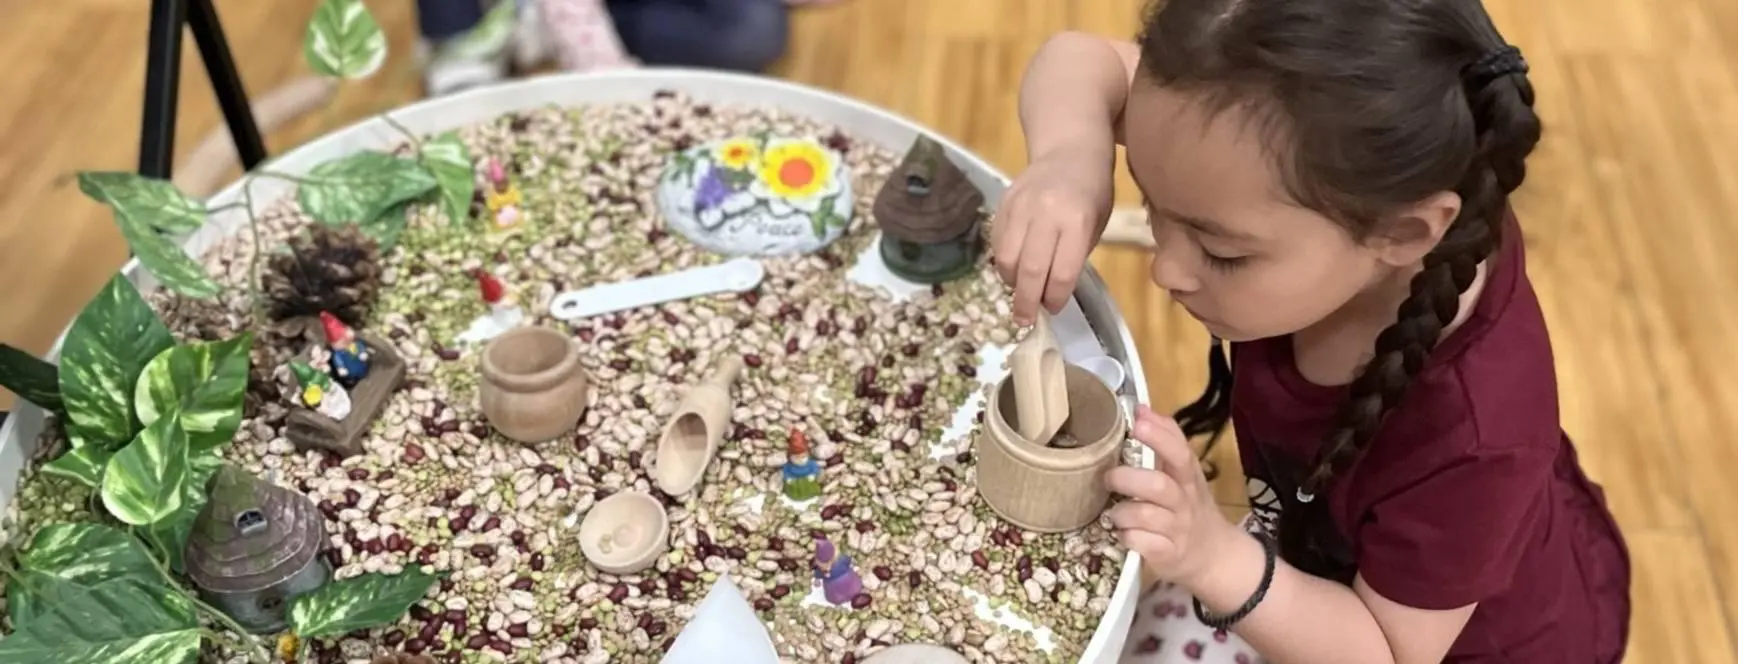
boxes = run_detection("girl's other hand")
[991,150,1113,325]
[1103,405,1240,588]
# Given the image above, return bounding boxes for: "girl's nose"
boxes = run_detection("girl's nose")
[1147,220,1198,293]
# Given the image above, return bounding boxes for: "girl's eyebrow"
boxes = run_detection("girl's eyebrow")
[1151,203,1261,242]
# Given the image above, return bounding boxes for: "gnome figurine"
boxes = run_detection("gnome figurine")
[290,360,352,421]
[781,429,822,501]
[483,157,525,232]
[319,311,371,388]
[812,538,864,606]
[455,270,527,345]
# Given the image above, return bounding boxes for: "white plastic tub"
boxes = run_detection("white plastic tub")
[0,69,1150,663]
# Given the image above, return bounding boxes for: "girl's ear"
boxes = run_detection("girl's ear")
[1370,190,1461,267]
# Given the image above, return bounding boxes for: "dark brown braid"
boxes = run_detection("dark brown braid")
[1138,0,1543,568]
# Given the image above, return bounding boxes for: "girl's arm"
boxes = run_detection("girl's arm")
[1191,532,1476,664]
[1016,32,1141,166]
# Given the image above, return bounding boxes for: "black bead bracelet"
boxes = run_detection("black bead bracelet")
[1193,532,1278,630]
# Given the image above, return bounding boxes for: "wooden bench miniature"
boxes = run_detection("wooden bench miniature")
[283,329,406,457]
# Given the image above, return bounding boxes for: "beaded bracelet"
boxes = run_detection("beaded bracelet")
[1192,533,1278,630]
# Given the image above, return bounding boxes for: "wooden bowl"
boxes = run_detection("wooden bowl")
[862,644,970,664]
[578,491,670,574]
[976,364,1128,533]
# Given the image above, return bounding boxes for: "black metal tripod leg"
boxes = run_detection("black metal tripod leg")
[139,0,189,179]
[187,0,267,171]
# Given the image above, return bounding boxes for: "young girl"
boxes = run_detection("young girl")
[992,1,1631,662]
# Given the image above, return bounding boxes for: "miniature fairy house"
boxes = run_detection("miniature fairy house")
[185,465,332,634]
[873,135,987,284]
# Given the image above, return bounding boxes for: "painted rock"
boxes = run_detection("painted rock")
[656,135,854,257]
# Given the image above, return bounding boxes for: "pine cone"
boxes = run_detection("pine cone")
[263,224,383,328]
[371,654,434,664]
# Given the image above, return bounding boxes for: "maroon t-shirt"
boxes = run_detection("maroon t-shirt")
[1229,217,1631,662]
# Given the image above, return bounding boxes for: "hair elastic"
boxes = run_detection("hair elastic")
[1464,45,1528,82]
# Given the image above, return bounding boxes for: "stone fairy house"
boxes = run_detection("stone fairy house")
[873,135,988,284]
[185,465,332,633]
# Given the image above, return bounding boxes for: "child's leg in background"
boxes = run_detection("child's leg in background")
[1119,516,1267,664]
[417,0,485,41]
[416,0,508,96]
[605,0,790,72]
[538,0,636,71]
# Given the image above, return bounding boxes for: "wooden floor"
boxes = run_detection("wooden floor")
[2,0,1734,660]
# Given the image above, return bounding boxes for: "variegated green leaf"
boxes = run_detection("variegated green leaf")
[0,342,63,411]
[134,333,252,452]
[0,575,200,664]
[79,174,223,299]
[77,172,207,234]
[100,415,190,526]
[303,0,387,79]
[288,568,442,638]
[140,454,224,574]
[41,444,113,488]
[6,522,160,625]
[297,151,438,247]
[419,132,476,225]
[59,276,177,452]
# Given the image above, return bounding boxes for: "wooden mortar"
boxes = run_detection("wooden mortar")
[478,326,591,444]
[976,364,1128,533]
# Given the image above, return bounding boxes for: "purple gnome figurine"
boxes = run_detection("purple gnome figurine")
[813,538,864,606]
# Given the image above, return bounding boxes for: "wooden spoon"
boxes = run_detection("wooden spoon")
[1008,312,1070,444]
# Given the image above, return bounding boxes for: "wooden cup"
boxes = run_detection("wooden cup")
[976,364,1128,533]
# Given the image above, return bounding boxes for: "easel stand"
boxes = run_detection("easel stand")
[139,0,267,179]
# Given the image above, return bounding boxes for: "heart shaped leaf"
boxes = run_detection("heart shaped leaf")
[0,342,63,412]
[5,522,162,626]
[0,574,200,664]
[442,0,517,60]
[419,132,476,226]
[140,454,224,574]
[79,174,222,299]
[59,276,177,452]
[100,414,191,526]
[134,333,252,452]
[297,151,438,248]
[288,568,441,638]
[41,445,114,488]
[303,0,387,79]
[77,172,206,235]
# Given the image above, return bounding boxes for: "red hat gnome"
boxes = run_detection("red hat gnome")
[781,428,822,500]
[319,310,371,387]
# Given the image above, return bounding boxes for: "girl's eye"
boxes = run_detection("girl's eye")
[1201,248,1250,273]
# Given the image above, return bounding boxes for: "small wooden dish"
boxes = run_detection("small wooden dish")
[861,644,970,664]
[578,491,670,575]
[976,363,1128,533]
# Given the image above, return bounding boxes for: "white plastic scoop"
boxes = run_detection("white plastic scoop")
[548,258,766,321]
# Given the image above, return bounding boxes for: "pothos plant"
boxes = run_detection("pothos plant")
[0,0,513,661]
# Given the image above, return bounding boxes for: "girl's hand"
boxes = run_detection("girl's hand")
[990,150,1113,325]
[1104,405,1241,589]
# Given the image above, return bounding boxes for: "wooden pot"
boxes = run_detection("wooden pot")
[478,326,591,444]
[977,364,1127,533]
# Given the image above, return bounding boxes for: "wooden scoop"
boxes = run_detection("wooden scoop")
[652,356,745,495]
[1008,312,1070,444]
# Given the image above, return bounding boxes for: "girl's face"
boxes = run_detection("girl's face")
[1122,80,1425,343]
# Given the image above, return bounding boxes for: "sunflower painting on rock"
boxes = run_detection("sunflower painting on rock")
[656,133,855,257]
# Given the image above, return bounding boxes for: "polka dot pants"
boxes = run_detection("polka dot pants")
[1119,516,1266,664]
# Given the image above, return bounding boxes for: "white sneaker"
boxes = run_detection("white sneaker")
[418,38,507,97]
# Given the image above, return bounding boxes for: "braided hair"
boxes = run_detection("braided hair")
[1138,0,1542,568]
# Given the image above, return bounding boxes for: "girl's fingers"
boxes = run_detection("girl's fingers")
[1130,407,1198,483]
[991,197,1026,285]
[1104,466,1183,508]
[1011,223,1061,325]
[1107,500,1177,534]
[1041,223,1090,314]
[1116,528,1178,564]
